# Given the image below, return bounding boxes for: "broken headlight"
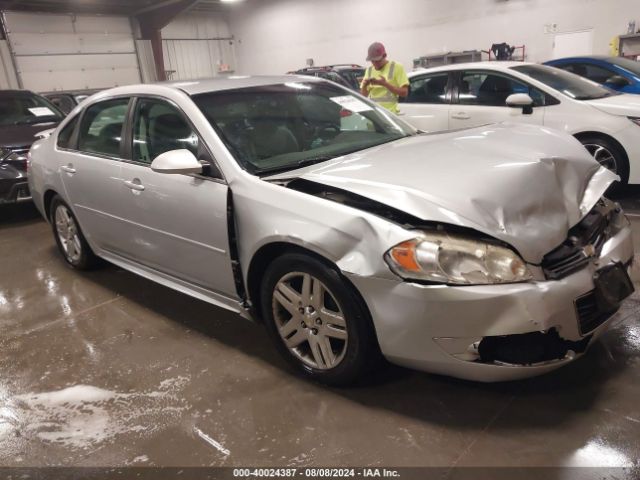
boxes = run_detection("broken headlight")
[384,232,532,285]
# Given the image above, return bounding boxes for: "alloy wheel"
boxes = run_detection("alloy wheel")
[583,143,618,173]
[55,204,82,263]
[272,272,348,370]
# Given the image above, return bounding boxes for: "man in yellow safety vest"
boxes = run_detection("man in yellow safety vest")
[360,42,409,114]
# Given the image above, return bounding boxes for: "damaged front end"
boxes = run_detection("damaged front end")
[255,124,635,381]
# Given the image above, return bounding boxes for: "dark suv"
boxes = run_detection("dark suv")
[289,65,365,91]
[42,89,102,114]
[0,90,64,204]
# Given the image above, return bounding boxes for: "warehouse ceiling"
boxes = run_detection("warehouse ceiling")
[0,0,225,15]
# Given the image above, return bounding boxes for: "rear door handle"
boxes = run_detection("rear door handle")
[60,164,76,174]
[124,180,145,192]
[451,112,471,120]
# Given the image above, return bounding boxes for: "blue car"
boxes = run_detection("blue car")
[545,56,640,94]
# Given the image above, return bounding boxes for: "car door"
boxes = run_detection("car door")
[116,96,237,297]
[449,70,545,130]
[399,71,452,132]
[57,97,131,255]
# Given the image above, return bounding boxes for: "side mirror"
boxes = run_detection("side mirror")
[605,75,630,88]
[150,149,202,175]
[506,93,534,115]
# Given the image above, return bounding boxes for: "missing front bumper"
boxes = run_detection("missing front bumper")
[477,328,592,366]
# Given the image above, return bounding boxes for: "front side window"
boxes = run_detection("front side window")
[132,98,199,164]
[77,98,129,157]
[193,82,415,175]
[512,64,619,100]
[458,71,545,107]
[406,73,449,104]
[0,93,64,127]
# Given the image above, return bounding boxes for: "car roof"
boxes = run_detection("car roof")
[296,65,364,72]
[408,61,534,77]
[41,88,102,96]
[0,89,39,96]
[96,75,327,99]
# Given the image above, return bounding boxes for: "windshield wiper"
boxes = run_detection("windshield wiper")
[256,155,337,176]
[13,116,60,125]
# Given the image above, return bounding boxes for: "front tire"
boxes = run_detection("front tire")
[578,134,629,185]
[261,253,379,386]
[50,196,100,270]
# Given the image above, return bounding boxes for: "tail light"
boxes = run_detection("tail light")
[340,109,353,117]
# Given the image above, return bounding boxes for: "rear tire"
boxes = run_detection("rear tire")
[50,195,100,270]
[578,134,629,185]
[261,253,379,386]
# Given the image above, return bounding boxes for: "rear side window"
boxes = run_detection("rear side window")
[77,98,129,157]
[57,115,79,149]
[405,73,449,104]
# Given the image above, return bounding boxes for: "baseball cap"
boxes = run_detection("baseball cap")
[366,42,387,61]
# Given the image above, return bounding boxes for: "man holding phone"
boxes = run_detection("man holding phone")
[360,42,409,114]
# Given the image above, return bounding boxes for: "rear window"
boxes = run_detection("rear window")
[512,64,619,100]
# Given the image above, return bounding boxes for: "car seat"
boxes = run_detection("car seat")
[249,99,299,159]
[148,113,196,159]
[424,76,448,103]
[95,123,123,157]
[478,75,514,105]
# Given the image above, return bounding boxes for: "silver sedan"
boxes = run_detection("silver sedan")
[28,76,634,385]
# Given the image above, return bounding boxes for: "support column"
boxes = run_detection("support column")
[135,0,199,82]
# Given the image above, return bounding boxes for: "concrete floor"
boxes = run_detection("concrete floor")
[1,195,640,472]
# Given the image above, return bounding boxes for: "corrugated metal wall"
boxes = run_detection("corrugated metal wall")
[3,12,141,92]
[161,13,235,81]
[162,39,235,80]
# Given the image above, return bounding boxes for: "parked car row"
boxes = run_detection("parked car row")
[400,62,640,184]
[0,90,64,204]
[24,73,635,385]
[0,56,637,385]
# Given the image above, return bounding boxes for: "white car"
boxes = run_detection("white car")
[400,62,640,184]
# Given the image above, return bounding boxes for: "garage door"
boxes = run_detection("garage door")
[4,12,141,92]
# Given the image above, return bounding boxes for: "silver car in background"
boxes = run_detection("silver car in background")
[28,76,634,385]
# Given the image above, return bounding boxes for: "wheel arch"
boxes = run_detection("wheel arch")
[246,242,375,332]
[43,189,59,221]
[573,131,630,182]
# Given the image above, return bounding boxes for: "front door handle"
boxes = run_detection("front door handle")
[60,164,76,174]
[451,112,471,120]
[124,179,145,192]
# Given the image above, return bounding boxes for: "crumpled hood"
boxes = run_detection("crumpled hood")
[585,93,640,117]
[270,123,617,263]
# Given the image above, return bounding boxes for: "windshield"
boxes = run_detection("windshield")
[607,57,640,76]
[0,93,64,126]
[511,64,619,100]
[339,68,366,90]
[192,81,415,175]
